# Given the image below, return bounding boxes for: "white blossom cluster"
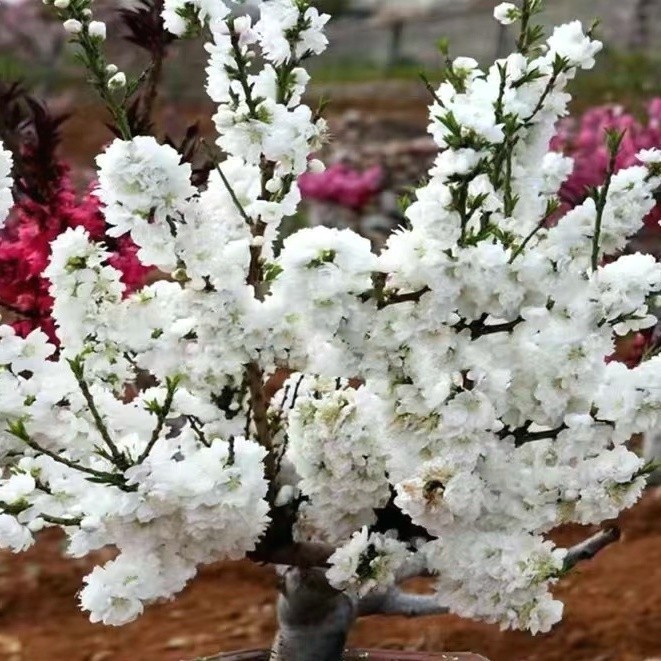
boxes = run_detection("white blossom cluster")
[326,528,412,598]
[1,0,661,635]
[0,141,13,228]
[276,375,391,542]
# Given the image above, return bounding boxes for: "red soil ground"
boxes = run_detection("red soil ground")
[1,490,661,661]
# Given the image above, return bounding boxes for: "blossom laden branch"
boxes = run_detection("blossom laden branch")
[0,0,660,638]
[49,1,133,139]
[68,356,131,471]
[0,500,82,527]
[591,129,625,271]
[6,419,133,491]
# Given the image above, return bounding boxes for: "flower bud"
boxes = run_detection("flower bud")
[88,21,107,41]
[107,72,127,90]
[62,18,83,34]
[53,0,70,8]
[308,158,326,174]
[493,2,520,25]
[265,177,282,193]
[233,16,251,34]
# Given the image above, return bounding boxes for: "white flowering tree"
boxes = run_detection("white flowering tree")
[1,1,661,658]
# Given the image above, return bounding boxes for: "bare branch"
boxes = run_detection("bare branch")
[377,286,430,310]
[358,588,448,618]
[563,527,621,572]
[249,541,334,569]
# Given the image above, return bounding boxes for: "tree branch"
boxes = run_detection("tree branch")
[68,358,129,471]
[249,541,334,569]
[137,375,180,464]
[454,315,524,339]
[6,420,133,490]
[563,527,621,572]
[375,286,430,309]
[498,422,568,447]
[358,588,448,618]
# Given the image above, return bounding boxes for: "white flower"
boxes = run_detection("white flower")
[0,515,33,552]
[95,137,195,268]
[327,529,411,597]
[638,148,661,165]
[162,0,231,36]
[62,18,83,34]
[88,21,107,40]
[0,473,36,504]
[1,0,658,638]
[97,137,194,221]
[0,142,13,227]
[494,2,519,25]
[256,0,329,65]
[546,21,602,70]
[107,72,127,90]
[284,382,390,540]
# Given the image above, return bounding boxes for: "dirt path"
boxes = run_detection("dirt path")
[1,492,661,661]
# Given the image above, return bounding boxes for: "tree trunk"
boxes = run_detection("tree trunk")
[271,567,357,661]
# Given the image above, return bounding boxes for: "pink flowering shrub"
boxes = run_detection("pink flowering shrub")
[552,99,661,366]
[552,98,661,227]
[1,169,149,342]
[299,163,383,210]
[0,89,150,343]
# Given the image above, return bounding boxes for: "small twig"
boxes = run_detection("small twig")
[6,421,131,489]
[498,422,568,447]
[591,131,624,271]
[68,359,129,471]
[229,26,260,117]
[0,500,82,527]
[377,286,431,310]
[509,200,559,263]
[201,139,254,226]
[419,73,442,106]
[137,375,180,463]
[455,315,523,340]
[41,513,83,527]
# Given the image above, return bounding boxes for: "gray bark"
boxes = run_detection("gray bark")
[206,527,620,660]
[272,568,357,661]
